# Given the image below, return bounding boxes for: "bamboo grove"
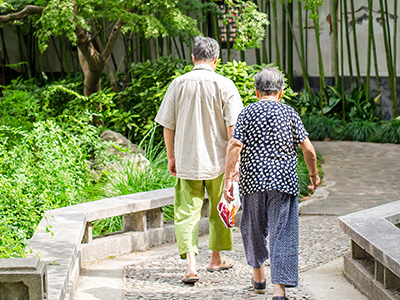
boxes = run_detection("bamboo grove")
[0,0,399,118]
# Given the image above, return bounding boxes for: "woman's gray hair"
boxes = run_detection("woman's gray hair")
[255,67,284,95]
[192,36,219,62]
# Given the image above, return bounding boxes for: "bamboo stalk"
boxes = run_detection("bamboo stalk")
[371,28,381,93]
[343,0,354,85]
[393,0,398,116]
[261,0,268,63]
[297,1,310,94]
[240,51,245,62]
[379,0,398,117]
[272,0,280,67]
[180,38,186,60]
[172,37,182,59]
[313,18,327,115]
[225,4,231,62]
[158,37,164,58]
[366,0,374,103]
[211,13,222,60]
[282,2,286,71]
[267,0,272,63]
[340,0,346,121]
[287,1,293,86]
[349,0,361,86]
[305,9,309,77]
[369,2,382,118]
[167,36,172,56]
[332,0,340,87]
[283,1,310,92]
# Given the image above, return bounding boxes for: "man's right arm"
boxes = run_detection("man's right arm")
[300,137,320,190]
[223,138,243,202]
[164,127,176,176]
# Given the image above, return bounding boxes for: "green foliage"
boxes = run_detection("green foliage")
[216,60,297,107]
[101,56,188,144]
[91,128,176,236]
[20,0,205,52]
[289,84,379,122]
[0,78,42,133]
[337,120,378,142]
[301,114,343,141]
[225,0,269,51]
[301,114,400,144]
[299,0,324,20]
[0,119,100,258]
[371,118,400,144]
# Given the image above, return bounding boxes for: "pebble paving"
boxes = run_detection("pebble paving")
[123,216,349,300]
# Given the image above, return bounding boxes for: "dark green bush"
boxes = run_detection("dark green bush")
[301,114,343,141]
[337,120,378,142]
[0,119,100,258]
[371,118,400,144]
[289,84,380,122]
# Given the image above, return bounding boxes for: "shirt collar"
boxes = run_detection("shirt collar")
[193,64,214,72]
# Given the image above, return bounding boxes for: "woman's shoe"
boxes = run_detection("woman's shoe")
[251,277,266,294]
[271,297,288,300]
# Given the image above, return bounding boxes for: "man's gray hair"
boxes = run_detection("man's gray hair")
[255,67,284,95]
[192,36,219,62]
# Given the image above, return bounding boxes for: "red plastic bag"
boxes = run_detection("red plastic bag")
[217,181,241,228]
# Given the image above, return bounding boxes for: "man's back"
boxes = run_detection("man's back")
[156,64,242,180]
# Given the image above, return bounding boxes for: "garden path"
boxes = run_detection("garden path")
[74,141,400,300]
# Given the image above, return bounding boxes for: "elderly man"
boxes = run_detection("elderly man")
[155,36,243,284]
[223,67,320,299]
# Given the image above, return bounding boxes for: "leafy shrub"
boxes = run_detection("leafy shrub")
[337,120,378,142]
[0,119,100,258]
[371,118,400,144]
[0,78,43,133]
[290,84,380,122]
[301,114,343,141]
[90,128,176,236]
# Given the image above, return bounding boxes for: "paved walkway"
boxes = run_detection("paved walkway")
[74,141,400,300]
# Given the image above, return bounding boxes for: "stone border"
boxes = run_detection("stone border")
[339,200,400,300]
[1,188,241,300]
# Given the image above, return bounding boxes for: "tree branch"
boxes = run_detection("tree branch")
[101,18,123,62]
[76,24,103,72]
[0,5,44,23]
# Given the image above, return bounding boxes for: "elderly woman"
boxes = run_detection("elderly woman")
[223,67,320,299]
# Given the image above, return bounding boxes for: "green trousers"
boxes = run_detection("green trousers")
[174,173,233,259]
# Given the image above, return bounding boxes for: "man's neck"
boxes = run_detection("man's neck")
[194,60,216,71]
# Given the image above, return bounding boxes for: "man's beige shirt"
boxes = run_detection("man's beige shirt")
[155,64,243,180]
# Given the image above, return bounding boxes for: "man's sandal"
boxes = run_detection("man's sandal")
[206,259,234,272]
[182,273,199,284]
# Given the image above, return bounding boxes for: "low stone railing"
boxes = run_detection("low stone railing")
[0,188,221,300]
[339,200,400,300]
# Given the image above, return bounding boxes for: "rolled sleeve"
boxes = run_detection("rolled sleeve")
[223,81,243,127]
